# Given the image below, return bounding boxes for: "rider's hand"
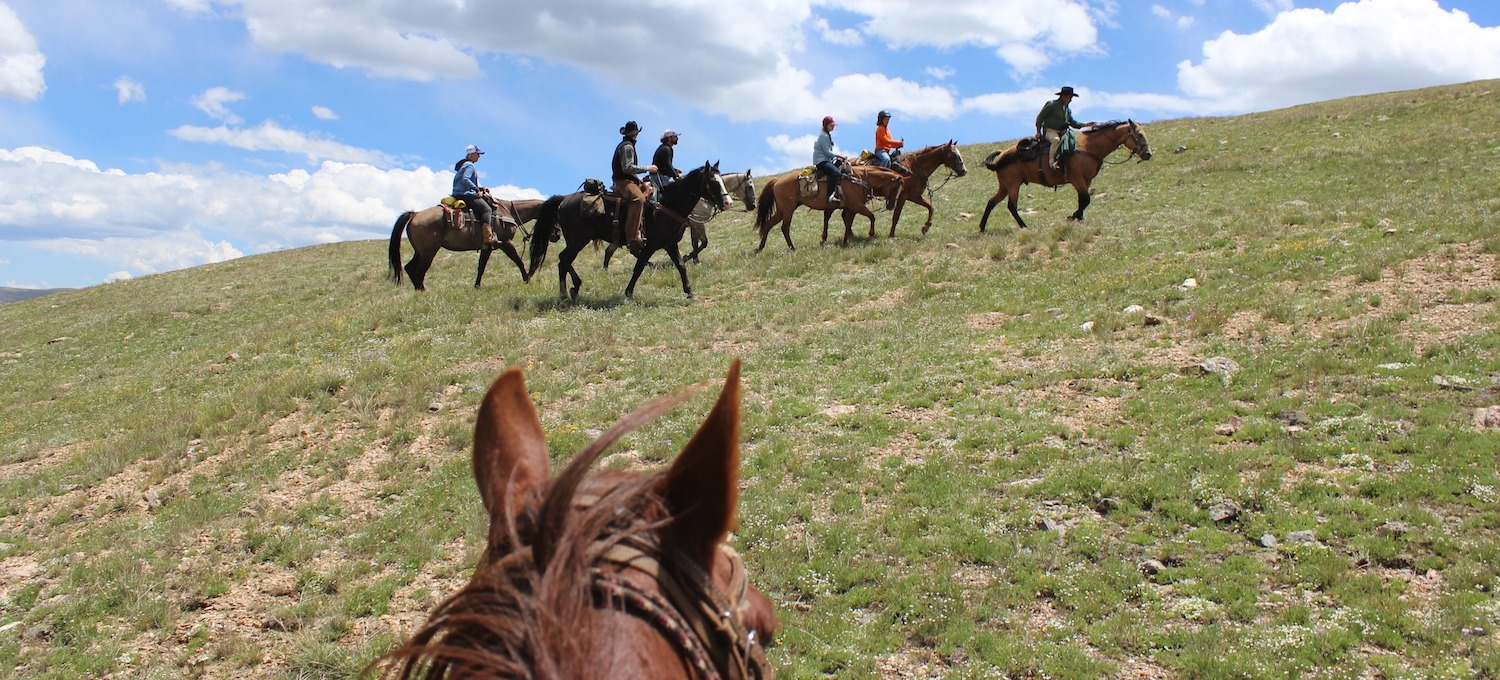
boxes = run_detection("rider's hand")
[646,164,658,173]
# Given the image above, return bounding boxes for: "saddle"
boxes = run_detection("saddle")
[438,188,517,242]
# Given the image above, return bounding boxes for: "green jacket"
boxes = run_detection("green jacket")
[1036,99,1083,132]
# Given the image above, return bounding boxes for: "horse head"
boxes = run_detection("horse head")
[944,139,968,177]
[381,360,778,678]
[1124,120,1153,161]
[736,170,757,213]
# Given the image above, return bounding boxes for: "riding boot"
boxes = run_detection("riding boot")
[482,222,502,249]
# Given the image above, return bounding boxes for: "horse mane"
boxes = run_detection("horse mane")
[1086,120,1128,133]
[379,423,679,678]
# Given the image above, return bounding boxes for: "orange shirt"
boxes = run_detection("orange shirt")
[875,125,903,152]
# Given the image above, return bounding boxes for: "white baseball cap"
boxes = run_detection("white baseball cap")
[465,144,484,155]
[661,129,681,141]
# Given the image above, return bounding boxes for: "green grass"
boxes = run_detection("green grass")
[2,80,1499,678]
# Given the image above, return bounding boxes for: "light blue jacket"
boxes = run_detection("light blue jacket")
[452,160,480,196]
[813,131,837,165]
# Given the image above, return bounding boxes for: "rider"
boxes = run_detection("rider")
[452,144,500,248]
[649,129,682,202]
[872,110,904,170]
[814,116,849,206]
[1036,86,1096,174]
[612,121,658,254]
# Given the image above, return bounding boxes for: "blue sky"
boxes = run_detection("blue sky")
[2,0,1498,289]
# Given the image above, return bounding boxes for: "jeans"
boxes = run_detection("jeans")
[454,193,492,226]
[872,149,892,168]
[815,160,844,200]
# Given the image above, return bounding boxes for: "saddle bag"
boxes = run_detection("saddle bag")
[1016,137,1043,161]
[582,178,606,196]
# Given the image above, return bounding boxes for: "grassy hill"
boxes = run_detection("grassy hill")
[2,80,1498,679]
[0,288,69,305]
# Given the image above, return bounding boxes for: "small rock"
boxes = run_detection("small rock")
[1139,559,1166,576]
[239,508,259,517]
[1045,308,1062,315]
[23,625,50,641]
[1376,521,1414,537]
[1433,375,1473,392]
[1035,518,1064,533]
[225,353,239,362]
[957,212,973,219]
[1093,497,1119,514]
[1260,533,1279,548]
[944,242,959,249]
[428,402,445,412]
[1331,132,1341,138]
[1376,363,1411,370]
[1285,530,1318,544]
[1383,228,1398,236]
[1473,406,1500,430]
[1180,277,1199,289]
[0,621,20,635]
[1122,304,1145,314]
[47,337,72,345]
[1208,501,1240,522]
[1143,314,1165,326]
[145,490,162,509]
[1285,200,1309,207]
[1080,321,1095,332]
[1173,145,1187,154]
[1273,410,1311,426]
[1198,357,1240,375]
[1213,418,1240,436]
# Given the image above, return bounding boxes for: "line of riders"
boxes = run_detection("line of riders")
[442,85,1093,254]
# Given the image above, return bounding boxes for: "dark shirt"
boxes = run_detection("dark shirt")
[652,143,678,178]
[612,138,647,181]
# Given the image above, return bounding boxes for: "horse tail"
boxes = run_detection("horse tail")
[982,150,1006,171]
[754,180,776,230]
[388,211,415,283]
[528,194,564,279]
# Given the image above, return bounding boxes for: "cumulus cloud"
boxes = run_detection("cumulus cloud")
[814,17,863,46]
[193,86,246,123]
[0,2,46,102]
[1,146,543,281]
[311,105,338,120]
[761,133,818,176]
[114,76,146,104]
[925,66,955,80]
[1178,0,1500,112]
[169,121,393,165]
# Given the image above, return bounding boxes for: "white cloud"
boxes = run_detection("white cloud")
[822,0,1100,72]
[193,86,246,123]
[814,17,862,46]
[1178,0,1500,112]
[105,271,132,283]
[1252,0,1295,17]
[114,76,145,104]
[0,2,46,102]
[169,121,393,165]
[1,146,544,281]
[925,66,955,80]
[311,105,338,120]
[761,133,818,176]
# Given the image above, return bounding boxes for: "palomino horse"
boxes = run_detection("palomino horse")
[753,166,901,251]
[388,197,544,290]
[978,120,1153,231]
[604,170,757,268]
[529,162,729,301]
[376,359,779,679]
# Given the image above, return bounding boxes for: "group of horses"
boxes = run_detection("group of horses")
[388,120,1153,302]
[371,120,1154,677]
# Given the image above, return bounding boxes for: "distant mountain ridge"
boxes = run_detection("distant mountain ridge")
[0,287,69,304]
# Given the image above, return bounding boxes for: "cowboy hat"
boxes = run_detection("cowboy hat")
[619,121,641,135]
[1056,86,1079,97]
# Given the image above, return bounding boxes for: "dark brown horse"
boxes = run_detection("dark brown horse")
[978,120,1153,231]
[844,140,967,237]
[753,165,900,252]
[528,162,728,301]
[375,360,778,679]
[389,198,545,290]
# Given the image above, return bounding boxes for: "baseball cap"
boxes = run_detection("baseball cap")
[465,144,484,155]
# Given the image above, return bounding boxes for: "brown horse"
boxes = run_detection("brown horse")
[978,120,1153,231]
[388,198,545,290]
[375,360,778,679]
[753,166,900,251]
[814,165,911,245]
[843,140,968,237]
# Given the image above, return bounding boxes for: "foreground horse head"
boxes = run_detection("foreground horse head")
[378,359,778,679]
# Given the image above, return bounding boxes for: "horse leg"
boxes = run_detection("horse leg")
[820,209,834,245]
[910,194,935,235]
[558,241,584,301]
[474,249,491,289]
[842,209,857,245]
[1069,181,1092,221]
[863,205,876,240]
[603,243,618,270]
[624,247,653,300]
[667,243,693,300]
[405,249,432,291]
[496,241,528,282]
[687,221,707,262]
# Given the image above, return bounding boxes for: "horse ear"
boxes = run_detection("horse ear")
[663,360,742,569]
[472,368,551,521]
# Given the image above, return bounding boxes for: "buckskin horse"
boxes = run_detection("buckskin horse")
[375,359,779,679]
[529,161,728,301]
[843,140,967,238]
[978,120,1153,231]
[388,196,544,290]
[603,169,757,268]
[753,164,900,252]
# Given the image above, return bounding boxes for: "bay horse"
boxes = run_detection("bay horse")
[753,165,899,252]
[375,359,779,679]
[603,170,757,268]
[529,161,728,301]
[978,120,1153,231]
[388,197,544,291]
[843,140,967,237]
